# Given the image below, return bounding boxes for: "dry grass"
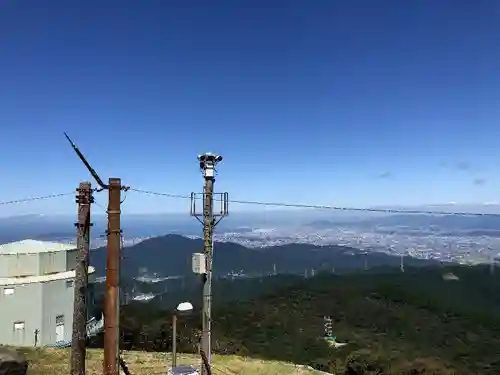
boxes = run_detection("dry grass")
[15,347,321,375]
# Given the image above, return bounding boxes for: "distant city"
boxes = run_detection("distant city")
[59,225,500,267]
[211,226,500,265]
[2,210,500,268]
[34,216,500,304]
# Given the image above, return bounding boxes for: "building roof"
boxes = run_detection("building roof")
[0,239,76,255]
[0,266,95,286]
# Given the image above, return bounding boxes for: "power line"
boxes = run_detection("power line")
[0,192,74,206]
[129,188,191,200]
[2,188,500,218]
[129,188,500,218]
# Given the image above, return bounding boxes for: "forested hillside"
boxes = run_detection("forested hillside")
[90,264,500,374]
[90,234,437,277]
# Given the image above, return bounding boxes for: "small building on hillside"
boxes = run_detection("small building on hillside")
[442,272,460,281]
[0,239,96,347]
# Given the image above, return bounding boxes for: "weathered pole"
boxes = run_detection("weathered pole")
[71,181,93,375]
[103,178,122,375]
[172,313,178,368]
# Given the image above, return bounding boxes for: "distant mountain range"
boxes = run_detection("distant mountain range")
[364,213,500,230]
[308,212,500,235]
[89,234,438,278]
[2,205,500,245]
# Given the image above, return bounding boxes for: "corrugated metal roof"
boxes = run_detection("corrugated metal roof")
[0,239,76,255]
[0,266,95,286]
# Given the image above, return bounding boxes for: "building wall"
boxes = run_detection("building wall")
[65,249,78,271]
[39,251,67,275]
[0,253,40,277]
[0,247,97,347]
[0,249,77,278]
[0,283,43,346]
[41,277,75,345]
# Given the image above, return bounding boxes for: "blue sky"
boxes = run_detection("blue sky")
[1,0,499,215]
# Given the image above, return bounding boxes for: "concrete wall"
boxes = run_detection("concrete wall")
[0,253,39,277]
[0,249,77,278]
[39,251,66,275]
[0,283,42,346]
[41,277,75,345]
[0,247,96,347]
[0,276,97,347]
[65,249,78,271]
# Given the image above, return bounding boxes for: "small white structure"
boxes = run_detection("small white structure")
[442,272,460,281]
[168,365,199,375]
[0,239,96,347]
[192,253,206,274]
[177,302,193,313]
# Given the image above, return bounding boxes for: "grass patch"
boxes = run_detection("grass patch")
[14,347,321,375]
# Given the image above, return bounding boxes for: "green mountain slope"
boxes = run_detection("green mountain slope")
[90,264,500,374]
[90,234,438,277]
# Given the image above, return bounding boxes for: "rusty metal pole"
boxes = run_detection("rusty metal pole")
[103,178,122,375]
[71,181,93,375]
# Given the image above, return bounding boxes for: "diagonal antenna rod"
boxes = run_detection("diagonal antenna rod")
[64,132,108,189]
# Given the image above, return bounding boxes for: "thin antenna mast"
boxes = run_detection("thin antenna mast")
[324,316,333,339]
[190,153,228,375]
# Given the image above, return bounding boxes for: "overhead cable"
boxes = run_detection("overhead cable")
[128,188,500,218]
[0,192,74,206]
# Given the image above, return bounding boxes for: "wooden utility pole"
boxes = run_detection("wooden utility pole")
[104,178,122,375]
[63,133,128,375]
[71,181,93,375]
[190,153,228,375]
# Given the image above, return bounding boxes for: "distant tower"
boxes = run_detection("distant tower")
[304,269,308,279]
[400,254,405,273]
[273,263,277,276]
[332,266,335,274]
[324,316,334,339]
[311,268,315,277]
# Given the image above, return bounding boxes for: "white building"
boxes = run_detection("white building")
[0,239,96,347]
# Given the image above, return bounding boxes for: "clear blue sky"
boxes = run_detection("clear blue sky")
[1,0,499,215]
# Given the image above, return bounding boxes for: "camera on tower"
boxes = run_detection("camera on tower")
[197,153,223,164]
